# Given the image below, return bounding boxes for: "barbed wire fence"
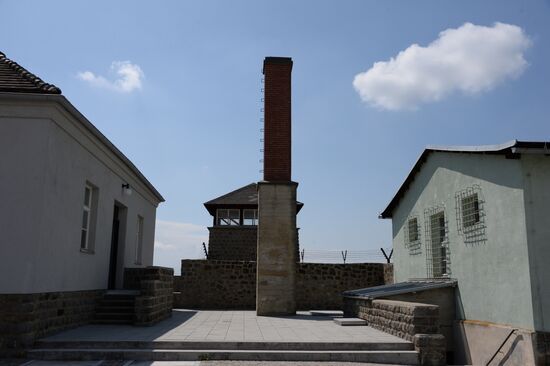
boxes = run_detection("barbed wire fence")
[299,248,393,264]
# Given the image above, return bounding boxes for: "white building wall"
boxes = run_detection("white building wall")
[0,96,159,294]
[391,152,535,330]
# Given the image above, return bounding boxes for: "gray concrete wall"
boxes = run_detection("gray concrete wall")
[391,152,535,330]
[454,320,538,365]
[521,155,550,332]
[0,95,159,294]
[256,182,298,315]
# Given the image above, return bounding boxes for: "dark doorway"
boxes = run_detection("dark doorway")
[108,205,120,289]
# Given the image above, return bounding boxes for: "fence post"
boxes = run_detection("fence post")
[380,248,393,263]
[341,250,347,264]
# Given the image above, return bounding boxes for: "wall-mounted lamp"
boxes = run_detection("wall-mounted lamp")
[122,183,132,196]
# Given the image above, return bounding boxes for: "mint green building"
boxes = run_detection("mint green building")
[381,141,550,365]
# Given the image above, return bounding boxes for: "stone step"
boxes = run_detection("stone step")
[28,348,420,364]
[35,340,414,351]
[333,317,367,326]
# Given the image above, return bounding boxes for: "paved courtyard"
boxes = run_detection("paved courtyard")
[42,310,407,344]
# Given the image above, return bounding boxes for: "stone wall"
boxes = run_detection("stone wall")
[174,260,390,310]
[384,263,394,284]
[123,266,174,326]
[296,263,386,310]
[534,331,550,366]
[344,298,445,366]
[207,227,258,261]
[175,260,256,309]
[0,289,103,356]
[207,226,300,262]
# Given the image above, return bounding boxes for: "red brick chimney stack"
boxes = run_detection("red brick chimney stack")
[262,57,293,182]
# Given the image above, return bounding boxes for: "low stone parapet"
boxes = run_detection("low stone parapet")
[123,266,174,326]
[0,289,103,356]
[344,298,444,366]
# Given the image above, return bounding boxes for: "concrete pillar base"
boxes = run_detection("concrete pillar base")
[256,181,298,316]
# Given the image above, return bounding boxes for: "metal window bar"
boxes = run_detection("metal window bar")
[404,215,422,255]
[455,185,487,245]
[424,206,451,278]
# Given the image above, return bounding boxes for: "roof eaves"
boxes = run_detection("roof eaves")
[54,94,164,202]
[379,140,523,219]
[203,183,257,206]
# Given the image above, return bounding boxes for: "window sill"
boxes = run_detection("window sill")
[80,248,95,254]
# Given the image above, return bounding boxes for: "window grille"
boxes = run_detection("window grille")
[424,206,451,278]
[403,215,422,255]
[455,185,486,245]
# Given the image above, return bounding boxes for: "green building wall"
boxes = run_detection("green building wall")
[391,152,540,331]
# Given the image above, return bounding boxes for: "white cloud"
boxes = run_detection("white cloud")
[153,220,208,274]
[353,22,531,110]
[77,61,144,93]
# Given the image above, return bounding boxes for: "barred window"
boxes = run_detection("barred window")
[408,218,419,242]
[424,206,450,278]
[455,185,486,245]
[404,215,421,255]
[461,193,480,228]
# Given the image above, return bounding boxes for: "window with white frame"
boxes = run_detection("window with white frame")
[217,209,240,226]
[243,209,258,226]
[81,184,96,251]
[135,216,144,264]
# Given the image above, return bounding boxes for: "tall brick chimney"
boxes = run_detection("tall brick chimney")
[257,56,297,316]
[262,57,292,182]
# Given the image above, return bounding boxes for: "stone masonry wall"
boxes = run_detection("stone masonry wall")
[343,298,445,366]
[124,266,174,326]
[207,227,258,261]
[0,289,103,356]
[174,260,256,309]
[207,226,300,262]
[174,260,391,310]
[534,331,550,366]
[296,263,386,310]
[384,263,394,284]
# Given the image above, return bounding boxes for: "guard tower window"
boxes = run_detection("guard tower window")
[243,209,258,226]
[217,209,240,226]
[461,193,480,228]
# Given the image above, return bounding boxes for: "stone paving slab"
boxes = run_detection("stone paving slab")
[41,310,407,344]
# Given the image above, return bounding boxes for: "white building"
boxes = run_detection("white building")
[0,51,164,351]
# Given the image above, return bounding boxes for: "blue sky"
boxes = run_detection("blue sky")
[2,0,550,272]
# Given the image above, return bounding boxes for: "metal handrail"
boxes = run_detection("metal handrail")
[485,328,517,366]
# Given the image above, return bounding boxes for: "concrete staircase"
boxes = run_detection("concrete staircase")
[93,290,139,325]
[29,340,419,364]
